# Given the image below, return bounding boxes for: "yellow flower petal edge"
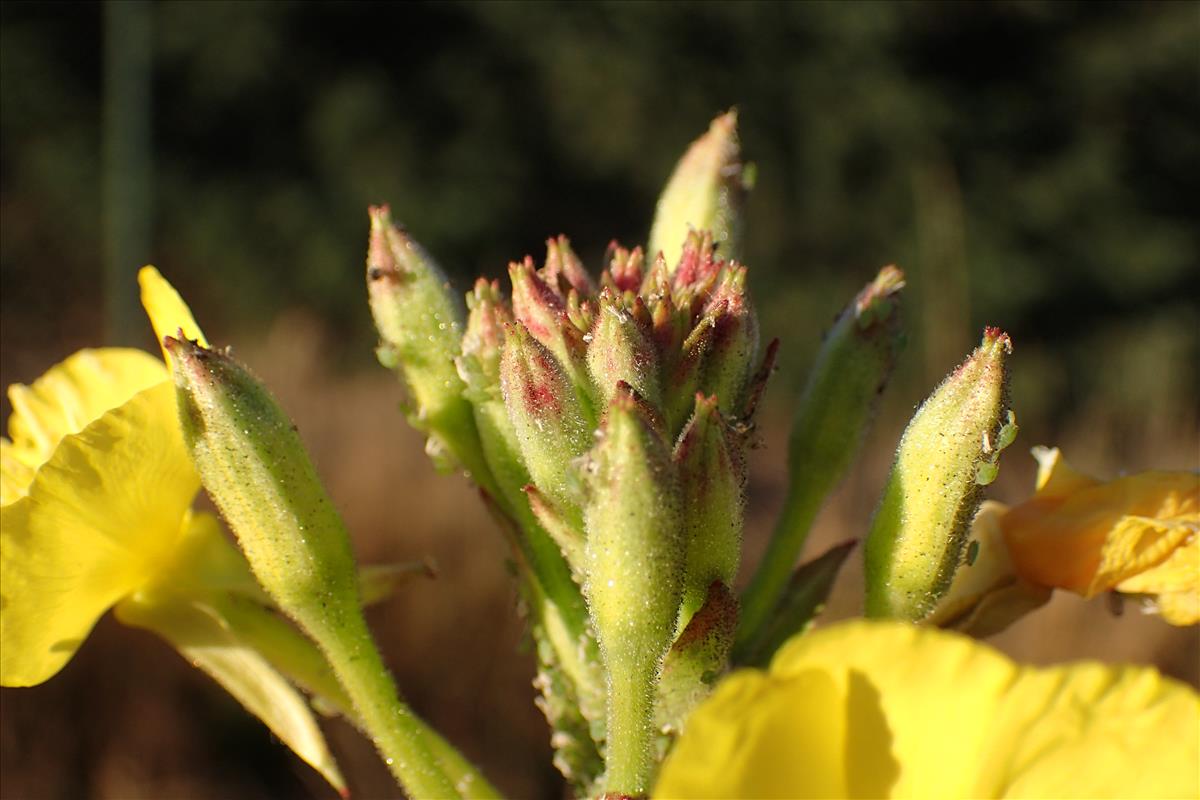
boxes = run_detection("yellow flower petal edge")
[138,265,209,362]
[1001,447,1199,624]
[2,348,166,502]
[655,620,1200,800]
[0,382,199,686]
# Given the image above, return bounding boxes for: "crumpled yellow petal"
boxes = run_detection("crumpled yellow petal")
[138,265,208,363]
[0,382,199,686]
[1001,448,1198,623]
[655,621,1200,799]
[2,348,166,502]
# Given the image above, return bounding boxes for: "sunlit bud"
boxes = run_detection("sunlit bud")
[586,288,661,407]
[163,337,360,632]
[656,581,737,738]
[459,278,509,392]
[366,206,486,477]
[584,383,684,795]
[674,394,743,628]
[698,265,758,416]
[672,229,723,297]
[544,235,596,298]
[664,318,714,438]
[738,266,904,644]
[509,256,589,385]
[648,110,749,270]
[865,327,1016,621]
[500,323,593,513]
[602,243,645,295]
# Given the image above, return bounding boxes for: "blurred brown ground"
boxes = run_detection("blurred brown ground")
[3,310,1194,800]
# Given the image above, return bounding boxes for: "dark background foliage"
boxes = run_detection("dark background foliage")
[2,2,1197,798]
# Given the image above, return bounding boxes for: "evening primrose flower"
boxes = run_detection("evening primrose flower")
[655,620,1200,799]
[0,267,345,792]
[1000,446,1198,625]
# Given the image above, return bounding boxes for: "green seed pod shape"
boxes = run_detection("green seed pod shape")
[674,394,743,629]
[500,323,593,514]
[648,109,748,270]
[864,327,1014,621]
[584,383,684,795]
[737,265,904,648]
[164,338,360,632]
[586,288,660,408]
[366,206,485,478]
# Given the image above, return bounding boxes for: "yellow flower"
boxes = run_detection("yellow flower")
[655,620,1200,799]
[1,267,344,791]
[1000,447,1198,625]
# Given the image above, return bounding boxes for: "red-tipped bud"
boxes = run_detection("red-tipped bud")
[586,289,661,408]
[673,394,744,628]
[500,322,592,513]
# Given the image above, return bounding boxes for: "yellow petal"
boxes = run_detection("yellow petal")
[0,382,198,686]
[1,438,36,506]
[3,348,166,491]
[113,593,346,795]
[1003,466,1199,595]
[138,265,209,363]
[655,621,1200,799]
[1030,446,1098,497]
[1116,535,1199,625]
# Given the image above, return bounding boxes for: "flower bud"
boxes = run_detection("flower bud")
[584,383,684,795]
[656,581,738,738]
[864,327,1016,620]
[697,265,758,416]
[601,243,645,296]
[586,288,661,408]
[500,323,592,514]
[674,394,743,627]
[509,257,592,404]
[366,206,486,478]
[738,266,904,645]
[648,110,749,270]
[544,235,596,298]
[163,337,360,632]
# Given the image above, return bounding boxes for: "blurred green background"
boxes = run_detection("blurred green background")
[2,2,1197,798]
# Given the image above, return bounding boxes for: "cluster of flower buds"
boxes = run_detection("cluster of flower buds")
[371,207,764,794]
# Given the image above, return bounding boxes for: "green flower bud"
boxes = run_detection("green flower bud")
[674,394,743,628]
[366,206,487,479]
[583,383,684,795]
[648,109,749,270]
[738,266,904,647]
[864,327,1016,621]
[655,581,737,740]
[500,322,592,514]
[164,337,360,625]
[587,288,661,408]
[543,235,596,298]
[164,336,460,799]
[697,265,758,416]
[508,256,593,408]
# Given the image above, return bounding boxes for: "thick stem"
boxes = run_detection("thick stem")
[604,662,655,795]
[313,608,460,799]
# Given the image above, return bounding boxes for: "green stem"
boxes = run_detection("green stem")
[736,487,823,653]
[313,609,460,799]
[222,597,501,798]
[604,662,655,796]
